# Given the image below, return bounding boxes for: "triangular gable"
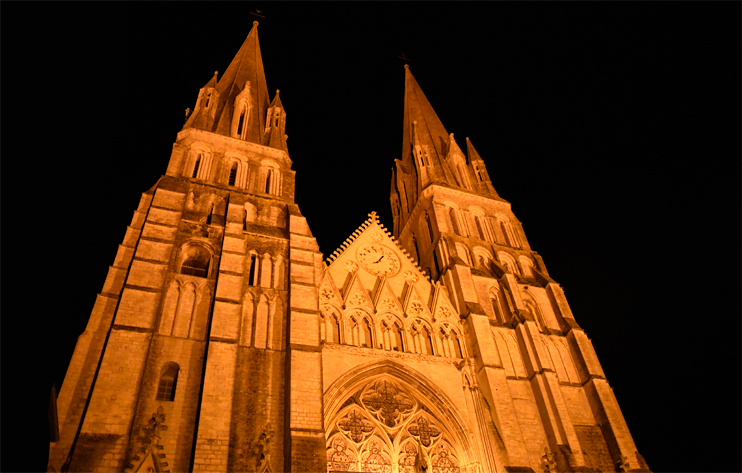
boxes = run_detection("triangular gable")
[403,285,433,320]
[430,283,459,323]
[343,273,374,311]
[319,269,343,307]
[374,280,404,316]
[325,212,434,311]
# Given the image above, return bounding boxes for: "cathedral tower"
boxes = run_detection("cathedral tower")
[49,25,648,473]
[388,65,650,472]
[48,22,325,473]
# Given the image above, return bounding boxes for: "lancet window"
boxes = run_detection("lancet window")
[262,164,281,196]
[228,162,238,186]
[248,254,259,286]
[192,154,202,178]
[155,363,179,402]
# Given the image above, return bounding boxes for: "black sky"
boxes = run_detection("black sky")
[3,3,740,472]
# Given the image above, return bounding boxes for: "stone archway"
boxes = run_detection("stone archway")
[324,360,478,473]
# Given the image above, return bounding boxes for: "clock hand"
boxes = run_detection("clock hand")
[373,255,384,264]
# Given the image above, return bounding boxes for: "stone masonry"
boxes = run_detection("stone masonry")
[48,21,649,473]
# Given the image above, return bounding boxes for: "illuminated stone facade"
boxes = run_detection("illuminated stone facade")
[48,22,648,473]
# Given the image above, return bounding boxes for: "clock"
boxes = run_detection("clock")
[356,243,401,277]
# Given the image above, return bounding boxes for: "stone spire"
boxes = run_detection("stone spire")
[392,65,460,232]
[400,66,459,188]
[213,21,270,142]
[184,21,271,145]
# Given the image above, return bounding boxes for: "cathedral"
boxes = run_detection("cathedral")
[48,22,649,473]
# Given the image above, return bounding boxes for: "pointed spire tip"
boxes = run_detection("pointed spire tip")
[404,64,409,70]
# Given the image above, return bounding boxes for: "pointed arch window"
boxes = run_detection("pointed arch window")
[361,318,373,348]
[192,154,202,178]
[423,327,435,355]
[331,316,341,344]
[273,109,281,127]
[432,249,441,277]
[228,162,238,186]
[156,363,179,401]
[248,254,259,286]
[451,331,464,358]
[237,110,246,136]
[204,92,211,109]
[265,169,273,193]
[393,323,405,352]
[412,235,421,263]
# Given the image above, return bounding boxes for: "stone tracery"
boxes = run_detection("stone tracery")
[326,376,467,473]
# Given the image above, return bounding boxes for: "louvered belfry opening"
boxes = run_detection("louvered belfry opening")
[181,256,209,278]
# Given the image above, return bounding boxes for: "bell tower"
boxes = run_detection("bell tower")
[391,65,650,472]
[48,21,325,473]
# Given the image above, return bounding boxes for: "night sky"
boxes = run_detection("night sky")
[3,3,740,472]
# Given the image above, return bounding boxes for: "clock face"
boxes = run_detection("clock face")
[356,244,401,277]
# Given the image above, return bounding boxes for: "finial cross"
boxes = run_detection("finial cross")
[398,52,413,65]
[250,10,265,20]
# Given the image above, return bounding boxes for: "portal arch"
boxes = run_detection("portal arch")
[323,360,478,472]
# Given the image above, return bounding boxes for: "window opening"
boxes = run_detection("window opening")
[412,235,421,263]
[192,154,202,178]
[451,332,463,358]
[393,324,404,352]
[331,316,341,344]
[362,319,373,348]
[423,327,434,355]
[243,209,248,231]
[156,364,179,401]
[229,163,238,186]
[265,169,273,194]
[181,257,209,278]
[204,93,210,109]
[237,110,245,136]
[402,182,410,213]
[249,255,258,286]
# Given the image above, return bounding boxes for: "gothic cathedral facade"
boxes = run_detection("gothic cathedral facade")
[48,23,649,473]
